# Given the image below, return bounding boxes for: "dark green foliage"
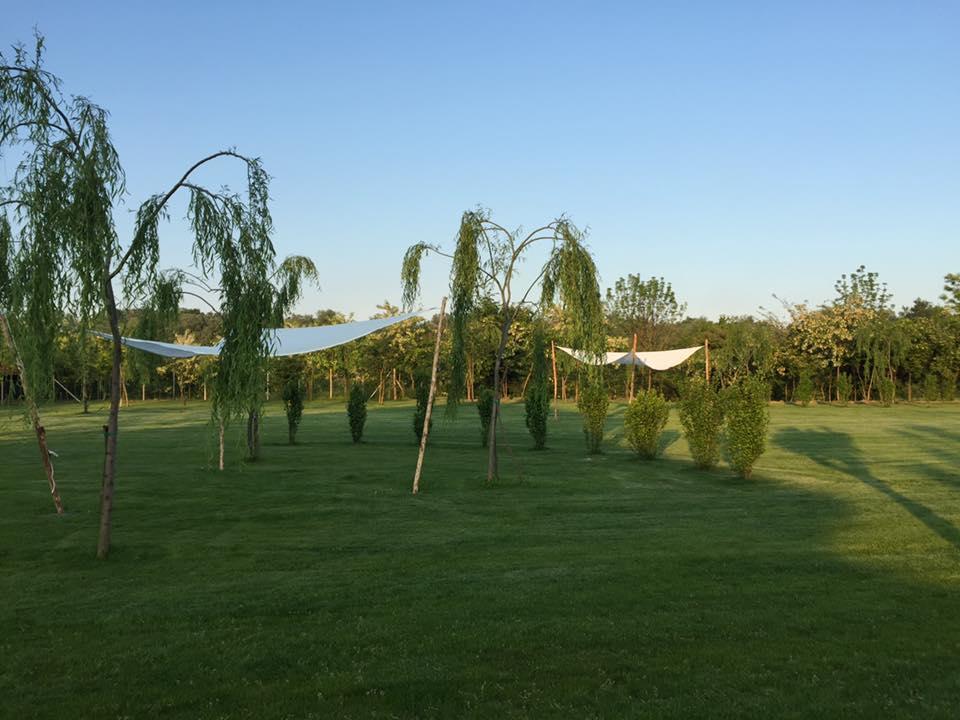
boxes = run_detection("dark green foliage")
[722,378,770,478]
[477,387,494,447]
[795,372,815,406]
[942,372,957,402]
[577,373,609,454]
[836,373,853,405]
[282,379,306,444]
[923,374,940,402]
[413,374,433,442]
[678,378,724,469]
[347,383,367,443]
[879,377,896,407]
[624,389,669,459]
[524,323,550,449]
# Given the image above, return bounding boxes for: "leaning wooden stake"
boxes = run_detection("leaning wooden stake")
[0,314,64,515]
[412,297,447,495]
[551,340,559,419]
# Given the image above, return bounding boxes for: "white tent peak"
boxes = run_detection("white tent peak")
[556,345,702,371]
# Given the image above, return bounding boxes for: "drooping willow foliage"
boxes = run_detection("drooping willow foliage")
[1,34,314,555]
[400,208,605,480]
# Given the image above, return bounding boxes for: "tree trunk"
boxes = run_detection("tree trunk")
[218,419,225,470]
[246,408,260,460]
[628,333,638,400]
[328,367,334,399]
[0,314,64,515]
[392,367,398,401]
[412,297,447,494]
[98,277,124,559]
[487,310,512,483]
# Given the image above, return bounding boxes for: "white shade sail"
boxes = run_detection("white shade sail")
[92,312,425,359]
[557,345,703,371]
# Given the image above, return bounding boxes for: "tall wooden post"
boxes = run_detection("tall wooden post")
[704,338,711,384]
[550,340,559,419]
[412,297,447,495]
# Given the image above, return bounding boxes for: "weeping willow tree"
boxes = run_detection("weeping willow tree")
[164,255,317,466]
[401,209,605,481]
[0,35,300,558]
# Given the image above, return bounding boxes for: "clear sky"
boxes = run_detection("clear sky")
[4,1,958,320]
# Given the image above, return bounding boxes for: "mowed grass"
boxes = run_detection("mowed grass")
[1,398,959,719]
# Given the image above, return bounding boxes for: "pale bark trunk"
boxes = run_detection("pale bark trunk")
[0,314,64,515]
[218,420,225,470]
[412,297,447,494]
[97,276,123,559]
[550,341,559,419]
[486,311,512,483]
[328,367,334,399]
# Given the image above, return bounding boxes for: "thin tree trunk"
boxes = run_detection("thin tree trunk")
[413,297,447,494]
[629,333,637,400]
[487,310,512,483]
[98,276,124,559]
[0,314,64,515]
[328,366,333,399]
[246,408,260,460]
[218,420,225,470]
[392,367,398,401]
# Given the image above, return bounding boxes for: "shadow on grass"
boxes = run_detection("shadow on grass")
[775,427,960,551]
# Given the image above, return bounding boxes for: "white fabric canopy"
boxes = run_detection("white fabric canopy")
[557,345,702,371]
[92,312,424,359]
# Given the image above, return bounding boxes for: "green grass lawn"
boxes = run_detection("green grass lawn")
[2,398,959,718]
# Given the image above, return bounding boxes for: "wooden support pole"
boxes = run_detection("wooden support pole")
[412,297,447,495]
[551,340,559,419]
[704,338,711,384]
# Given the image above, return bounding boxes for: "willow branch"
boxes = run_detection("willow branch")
[109,150,250,279]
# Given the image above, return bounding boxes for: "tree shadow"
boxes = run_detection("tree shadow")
[658,429,680,454]
[775,427,960,551]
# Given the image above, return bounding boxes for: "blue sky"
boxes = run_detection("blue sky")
[4,1,958,320]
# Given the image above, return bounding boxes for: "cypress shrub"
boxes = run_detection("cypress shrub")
[722,378,769,478]
[836,372,852,405]
[282,378,306,444]
[878,376,896,407]
[795,371,814,406]
[624,389,669,459]
[577,373,608,454]
[524,323,550,449]
[347,383,367,443]
[477,387,494,447]
[678,378,724,470]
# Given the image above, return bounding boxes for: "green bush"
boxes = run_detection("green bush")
[577,373,609,454]
[836,373,852,405]
[678,378,724,470]
[722,378,769,478]
[924,374,940,402]
[477,387,494,447]
[524,324,550,449]
[942,372,957,402]
[281,378,306,444]
[623,389,669,459]
[347,383,367,443]
[413,374,433,442]
[795,372,814,406]
[878,377,896,407]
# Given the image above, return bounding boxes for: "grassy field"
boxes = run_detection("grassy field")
[1,398,959,718]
